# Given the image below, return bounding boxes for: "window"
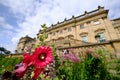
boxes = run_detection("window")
[98,32,105,42]
[94,20,100,25]
[87,21,90,24]
[117,27,120,34]
[48,33,51,37]
[68,27,72,32]
[59,30,63,34]
[81,36,87,42]
[48,33,50,36]
[52,32,55,36]
[50,32,52,34]
[80,24,84,29]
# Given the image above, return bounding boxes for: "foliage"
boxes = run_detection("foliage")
[81,50,111,80]
[113,58,120,79]
[34,24,48,48]
[0,55,22,76]
[53,49,112,80]
[1,24,120,80]
[94,34,100,39]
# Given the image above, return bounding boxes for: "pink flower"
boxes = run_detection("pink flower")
[64,54,80,63]
[14,53,32,78]
[86,49,94,55]
[32,46,53,68]
[14,63,27,78]
[85,50,101,59]
[92,53,101,59]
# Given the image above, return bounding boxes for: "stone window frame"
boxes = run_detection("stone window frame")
[81,35,87,42]
[80,24,85,29]
[52,32,55,36]
[117,27,120,34]
[79,32,88,42]
[59,30,63,34]
[95,29,106,42]
[68,27,72,32]
[93,20,100,25]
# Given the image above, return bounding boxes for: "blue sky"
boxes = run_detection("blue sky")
[0,0,120,53]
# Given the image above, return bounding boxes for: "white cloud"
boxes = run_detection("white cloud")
[0,16,14,40]
[104,0,120,19]
[0,0,36,16]
[0,16,13,30]
[0,0,120,52]
[0,17,15,52]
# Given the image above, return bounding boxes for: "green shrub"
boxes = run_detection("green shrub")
[0,55,22,75]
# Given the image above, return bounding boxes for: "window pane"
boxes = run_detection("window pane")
[94,20,100,25]
[53,32,55,35]
[98,32,105,42]
[80,24,84,29]
[82,36,87,42]
[59,30,63,34]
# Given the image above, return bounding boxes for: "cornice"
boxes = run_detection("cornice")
[38,6,108,33]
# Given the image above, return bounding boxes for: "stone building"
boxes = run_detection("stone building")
[112,18,120,38]
[16,6,120,54]
[37,6,120,48]
[16,35,36,53]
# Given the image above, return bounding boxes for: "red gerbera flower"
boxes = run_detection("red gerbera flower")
[32,46,53,68]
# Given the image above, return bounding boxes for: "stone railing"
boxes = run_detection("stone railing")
[57,39,120,58]
[5,53,23,58]
[6,39,120,58]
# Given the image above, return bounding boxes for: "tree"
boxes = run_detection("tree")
[0,47,11,54]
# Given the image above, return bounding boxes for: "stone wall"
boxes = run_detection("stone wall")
[58,39,120,58]
[6,39,120,58]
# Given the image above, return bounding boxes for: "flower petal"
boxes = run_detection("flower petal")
[14,63,27,77]
[32,46,53,68]
[32,68,44,79]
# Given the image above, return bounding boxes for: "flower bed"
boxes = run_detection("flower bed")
[1,24,120,80]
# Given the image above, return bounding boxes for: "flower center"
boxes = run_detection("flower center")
[39,53,46,61]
